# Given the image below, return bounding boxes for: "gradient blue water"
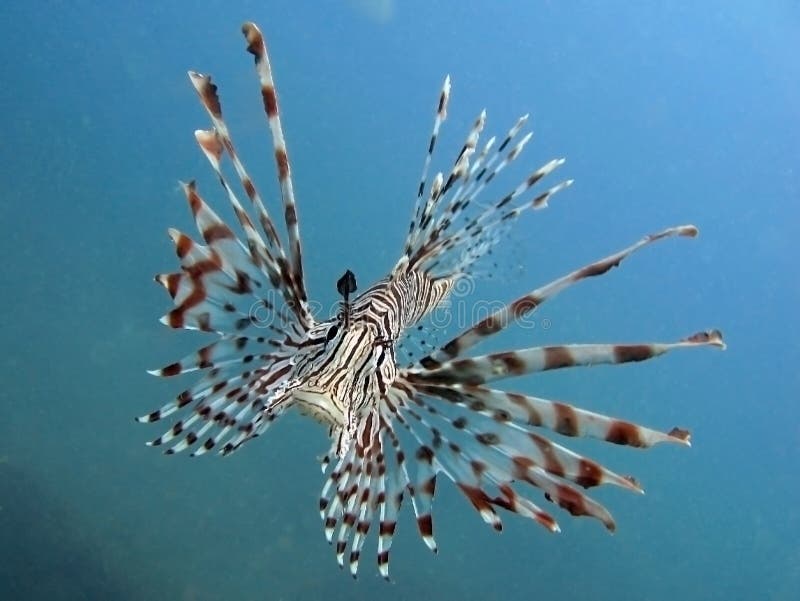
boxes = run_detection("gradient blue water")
[1,1,797,599]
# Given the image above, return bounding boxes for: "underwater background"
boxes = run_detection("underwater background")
[1,1,797,599]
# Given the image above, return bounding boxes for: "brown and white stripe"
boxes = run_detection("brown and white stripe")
[411,330,725,387]
[421,224,701,367]
[242,23,308,311]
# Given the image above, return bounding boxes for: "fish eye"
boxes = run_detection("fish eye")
[325,324,339,342]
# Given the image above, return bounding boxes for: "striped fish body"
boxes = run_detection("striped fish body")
[294,271,453,456]
[139,21,724,580]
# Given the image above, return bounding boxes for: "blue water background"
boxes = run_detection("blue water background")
[1,1,798,599]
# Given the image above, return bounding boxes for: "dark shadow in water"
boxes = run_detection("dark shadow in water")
[0,463,134,601]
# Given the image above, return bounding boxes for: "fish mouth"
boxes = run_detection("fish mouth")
[292,388,344,427]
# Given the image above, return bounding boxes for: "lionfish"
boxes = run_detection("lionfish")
[139,22,724,579]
